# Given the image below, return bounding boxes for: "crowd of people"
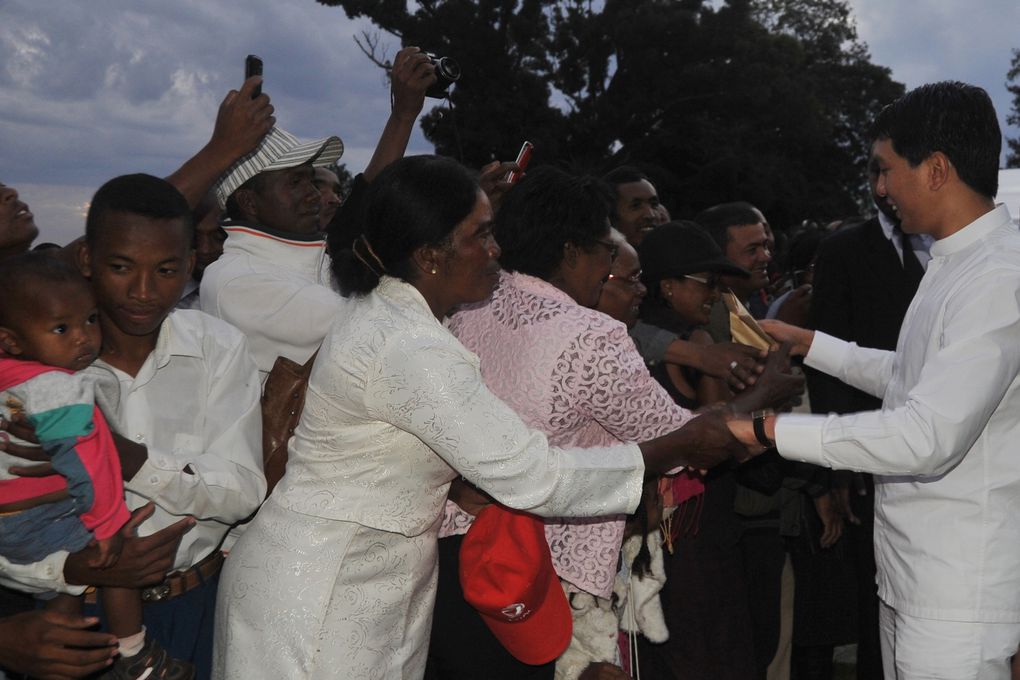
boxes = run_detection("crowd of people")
[1,45,1019,680]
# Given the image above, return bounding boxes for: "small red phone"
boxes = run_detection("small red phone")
[504,141,534,184]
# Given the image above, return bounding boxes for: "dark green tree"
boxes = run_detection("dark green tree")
[1007,48,1020,168]
[541,0,903,225]
[322,0,571,166]
[318,0,903,227]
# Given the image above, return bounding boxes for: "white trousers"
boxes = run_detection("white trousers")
[879,601,1020,680]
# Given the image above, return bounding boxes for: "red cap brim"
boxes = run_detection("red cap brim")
[478,555,571,664]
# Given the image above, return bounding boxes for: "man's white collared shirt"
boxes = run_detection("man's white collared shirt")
[777,204,1020,622]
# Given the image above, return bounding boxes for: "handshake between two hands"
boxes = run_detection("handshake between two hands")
[722,318,815,462]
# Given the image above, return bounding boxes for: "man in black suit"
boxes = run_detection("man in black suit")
[806,155,929,678]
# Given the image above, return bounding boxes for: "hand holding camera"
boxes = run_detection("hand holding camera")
[392,47,434,119]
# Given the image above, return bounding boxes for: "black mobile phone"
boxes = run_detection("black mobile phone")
[245,54,263,99]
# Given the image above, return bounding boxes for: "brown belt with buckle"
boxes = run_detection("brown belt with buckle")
[85,550,224,604]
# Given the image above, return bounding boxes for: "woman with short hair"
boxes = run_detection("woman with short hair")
[428,169,800,680]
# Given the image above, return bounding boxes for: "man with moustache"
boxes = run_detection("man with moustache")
[696,201,774,326]
[199,128,345,380]
[313,166,344,232]
[695,200,794,679]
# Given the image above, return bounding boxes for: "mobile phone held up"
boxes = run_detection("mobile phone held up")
[245,54,263,99]
[504,141,534,184]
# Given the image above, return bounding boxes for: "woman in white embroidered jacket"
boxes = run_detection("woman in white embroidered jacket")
[212,155,748,680]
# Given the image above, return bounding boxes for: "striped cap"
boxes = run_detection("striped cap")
[214,127,344,208]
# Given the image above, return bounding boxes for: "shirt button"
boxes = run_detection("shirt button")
[135,434,144,442]
[149,475,160,484]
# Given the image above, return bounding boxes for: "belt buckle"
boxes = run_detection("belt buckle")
[141,582,171,602]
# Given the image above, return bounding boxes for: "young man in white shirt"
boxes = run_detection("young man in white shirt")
[0,174,265,680]
[80,174,265,679]
[745,81,1020,680]
[81,174,265,679]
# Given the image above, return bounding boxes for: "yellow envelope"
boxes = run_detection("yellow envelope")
[722,291,775,351]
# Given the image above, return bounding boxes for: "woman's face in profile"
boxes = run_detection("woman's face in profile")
[440,190,503,307]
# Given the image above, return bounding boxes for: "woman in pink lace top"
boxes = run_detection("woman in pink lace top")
[427,168,710,680]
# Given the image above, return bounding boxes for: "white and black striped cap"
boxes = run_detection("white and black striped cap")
[214,127,344,208]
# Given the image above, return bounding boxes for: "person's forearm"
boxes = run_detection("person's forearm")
[166,78,274,208]
[661,338,700,367]
[363,111,418,182]
[363,46,430,182]
[166,141,244,209]
[639,409,743,473]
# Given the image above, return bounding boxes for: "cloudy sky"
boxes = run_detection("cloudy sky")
[2,0,1019,245]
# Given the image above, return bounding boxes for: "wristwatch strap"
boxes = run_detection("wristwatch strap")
[752,410,775,448]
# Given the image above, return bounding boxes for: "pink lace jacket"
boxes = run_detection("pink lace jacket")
[440,272,693,598]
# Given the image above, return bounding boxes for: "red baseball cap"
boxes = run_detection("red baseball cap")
[459,504,572,665]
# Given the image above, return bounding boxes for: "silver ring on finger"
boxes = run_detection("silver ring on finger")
[729,361,739,371]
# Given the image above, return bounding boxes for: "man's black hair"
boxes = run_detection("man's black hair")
[694,201,764,251]
[601,166,654,222]
[85,174,193,244]
[869,81,1001,199]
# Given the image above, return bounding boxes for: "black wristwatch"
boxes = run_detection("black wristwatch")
[751,410,775,448]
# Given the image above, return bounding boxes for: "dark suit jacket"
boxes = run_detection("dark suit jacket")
[807,217,922,415]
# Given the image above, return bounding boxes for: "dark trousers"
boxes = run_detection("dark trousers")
[425,534,555,680]
[851,480,883,680]
[88,572,219,680]
[741,526,787,680]
[636,532,756,679]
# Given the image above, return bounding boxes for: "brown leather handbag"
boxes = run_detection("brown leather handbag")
[260,351,318,494]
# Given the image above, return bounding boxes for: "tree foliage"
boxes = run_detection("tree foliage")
[318,0,904,228]
[1007,48,1020,168]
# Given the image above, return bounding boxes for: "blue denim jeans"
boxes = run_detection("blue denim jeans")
[0,497,91,564]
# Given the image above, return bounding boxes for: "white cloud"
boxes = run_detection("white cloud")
[0,0,433,217]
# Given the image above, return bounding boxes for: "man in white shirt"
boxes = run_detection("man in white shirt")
[806,149,933,677]
[83,174,264,679]
[202,46,437,379]
[1,174,265,680]
[748,81,1020,679]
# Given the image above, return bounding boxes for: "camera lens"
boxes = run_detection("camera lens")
[435,57,461,82]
